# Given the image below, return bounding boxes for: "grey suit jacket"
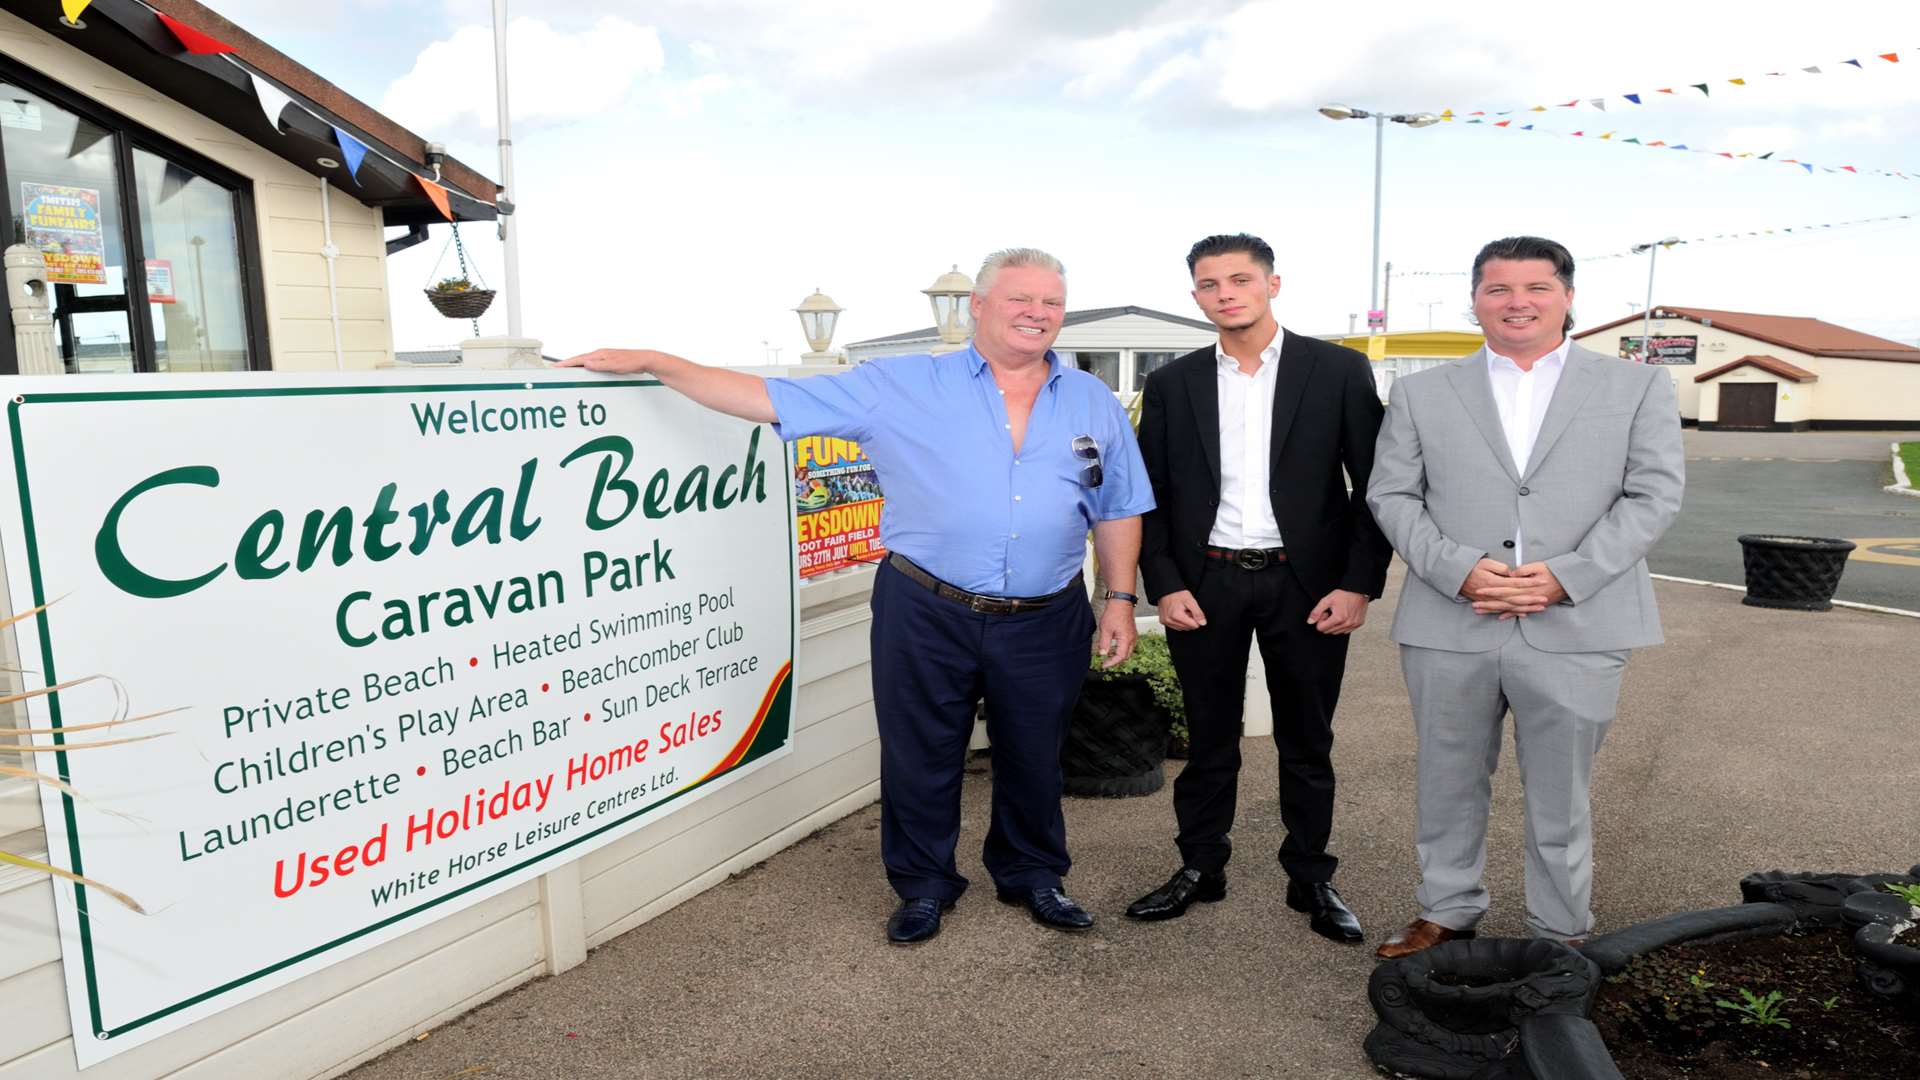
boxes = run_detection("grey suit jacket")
[1365,343,1685,653]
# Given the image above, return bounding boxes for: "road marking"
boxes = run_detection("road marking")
[1650,573,1920,618]
[1846,538,1920,568]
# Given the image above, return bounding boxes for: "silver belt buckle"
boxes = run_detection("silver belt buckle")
[969,594,996,613]
[1237,548,1269,571]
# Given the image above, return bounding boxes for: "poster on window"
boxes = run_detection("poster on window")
[20,182,107,285]
[145,258,177,303]
[0,370,798,1066]
[793,435,886,576]
[1619,334,1698,365]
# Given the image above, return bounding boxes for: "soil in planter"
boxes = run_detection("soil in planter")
[1592,929,1919,1079]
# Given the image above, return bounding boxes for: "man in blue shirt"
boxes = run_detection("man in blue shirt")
[558,248,1153,944]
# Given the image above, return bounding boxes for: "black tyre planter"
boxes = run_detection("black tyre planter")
[1736,534,1855,611]
[1062,672,1167,797]
[1364,865,1920,1078]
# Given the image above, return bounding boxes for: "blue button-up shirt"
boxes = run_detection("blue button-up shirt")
[765,345,1153,596]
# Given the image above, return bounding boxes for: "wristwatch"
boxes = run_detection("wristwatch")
[1104,589,1138,604]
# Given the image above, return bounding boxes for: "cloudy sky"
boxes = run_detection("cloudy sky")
[209,0,1920,360]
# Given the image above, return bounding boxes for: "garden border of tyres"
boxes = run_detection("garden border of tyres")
[1061,670,1168,797]
[1364,864,1920,1080]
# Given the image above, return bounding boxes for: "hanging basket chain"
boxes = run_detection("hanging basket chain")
[422,221,497,327]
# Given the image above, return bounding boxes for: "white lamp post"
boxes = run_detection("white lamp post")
[794,288,844,364]
[922,265,975,347]
[1628,237,1684,361]
[1318,103,1440,333]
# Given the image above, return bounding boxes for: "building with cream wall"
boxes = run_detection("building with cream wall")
[1575,306,1920,430]
[0,3,893,1077]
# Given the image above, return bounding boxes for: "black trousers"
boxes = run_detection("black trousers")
[869,560,1096,901]
[1164,559,1350,883]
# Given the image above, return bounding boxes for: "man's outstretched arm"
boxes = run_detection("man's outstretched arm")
[558,349,776,423]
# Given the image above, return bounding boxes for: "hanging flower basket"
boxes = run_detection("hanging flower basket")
[425,284,496,320]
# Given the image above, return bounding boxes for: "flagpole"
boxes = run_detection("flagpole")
[492,0,523,338]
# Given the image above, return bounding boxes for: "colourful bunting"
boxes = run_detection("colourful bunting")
[1624,93,1642,104]
[1881,53,1900,63]
[416,176,453,221]
[1728,78,1746,85]
[1393,212,1916,276]
[1447,117,1919,183]
[1691,83,1709,95]
[1591,98,1607,110]
[156,12,235,54]
[331,125,368,181]
[1844,59,1862,67]
[1440,47,1910,118]
[243,70,294,133]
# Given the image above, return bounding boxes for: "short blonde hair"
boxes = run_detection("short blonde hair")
[973,248,1066,296]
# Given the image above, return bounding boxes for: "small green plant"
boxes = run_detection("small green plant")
[1714,988,1792,1029]
[1819,995,1841,1011]
[1688,967,1716,991]
[1883,882,1920,907]
[1090,631,1186,744]
[430,275,475,294]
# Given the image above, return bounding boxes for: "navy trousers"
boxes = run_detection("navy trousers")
[869,559,1096,901]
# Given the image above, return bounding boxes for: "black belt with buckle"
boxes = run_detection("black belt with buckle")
[887,554,1080,614]
[1205,545,1287,571]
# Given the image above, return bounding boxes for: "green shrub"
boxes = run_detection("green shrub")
[1090,632,1186,742]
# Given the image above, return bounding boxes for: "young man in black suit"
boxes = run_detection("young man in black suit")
[1125,233,1391,942]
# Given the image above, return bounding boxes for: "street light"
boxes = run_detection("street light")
[1318,103,1441,333]
[793,287,844,363]
[922,264,975,347]
[1628,237,1684,362]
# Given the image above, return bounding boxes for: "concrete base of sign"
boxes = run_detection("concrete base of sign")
[459,336,546,369]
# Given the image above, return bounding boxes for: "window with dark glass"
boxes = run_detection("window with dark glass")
[0,62,263,374]
[1132,351,1178,392]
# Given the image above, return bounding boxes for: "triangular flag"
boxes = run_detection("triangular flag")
[1880,53,1900,63]
[1494,120,1511,127]
[1671,143,1689,150]
[1530,105,1546,112]
[1657,87,1675,94]
[1599,131,1615,139]
[1758,152,1773,160]
[1624,93,1642,104]
[1521,124,1533,130]
[1469,111,1485,116]
[1495,110,1513,116]
[156,12,236,55]
[1591,98,1606,110]
[1841,165,1857,172]
[1729,78,1746,85]
[1571,130,1584,136]
[59,0,90,22]
[1623,137,1641,144]
[1466,118,1484,124]
[1647,140,1666,146]
[416,175,453,221]
[331,125,368,181]
[1843,59,1862,68]
[1803,66,1821,73]
[1717,151,1733,158]
[1440,109,1454,118]
[244,71,295,133]
[1691,83,1710,95]
[67,121,110,159]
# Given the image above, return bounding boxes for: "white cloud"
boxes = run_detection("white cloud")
[378,16,665,139]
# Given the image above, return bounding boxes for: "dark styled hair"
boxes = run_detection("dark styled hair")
[1471,236,1575,332]
[1186,233,1275,276]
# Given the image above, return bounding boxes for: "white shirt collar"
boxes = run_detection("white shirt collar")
[1215,327,1286,373]
[1486,335,1572,373]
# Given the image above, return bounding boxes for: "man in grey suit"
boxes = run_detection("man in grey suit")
[1366,236,1684,959]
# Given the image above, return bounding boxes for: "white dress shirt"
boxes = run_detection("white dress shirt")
[1486,336,1571,564]
[1208,332,1286,548]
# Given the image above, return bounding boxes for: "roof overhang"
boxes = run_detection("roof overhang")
[1695,355,1818,384]
[0,0,498,224]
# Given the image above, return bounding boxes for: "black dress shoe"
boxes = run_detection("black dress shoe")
[886,897,954,945]
[1286,880,1364,943]
[1125,866,1228,921]
[997,886,1095,931]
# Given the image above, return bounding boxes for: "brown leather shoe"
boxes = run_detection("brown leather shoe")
[1375,917,1476,960]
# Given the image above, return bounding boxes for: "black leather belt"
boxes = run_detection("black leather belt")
[887,554,1080,615]
[1205,545,1287,571]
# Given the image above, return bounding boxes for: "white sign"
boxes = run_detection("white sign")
[0,371,798,1066]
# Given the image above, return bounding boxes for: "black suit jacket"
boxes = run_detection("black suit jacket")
[1138,332,1392,605]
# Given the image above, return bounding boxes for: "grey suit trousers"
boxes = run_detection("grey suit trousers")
[1401,636,1629,940]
